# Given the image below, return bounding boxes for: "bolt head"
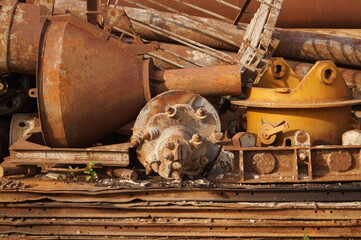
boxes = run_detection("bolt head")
[196,107,207,119]
[172,161,182,170]
[165,106,177,118]
[192,133,202,143]
[215,132,224,141]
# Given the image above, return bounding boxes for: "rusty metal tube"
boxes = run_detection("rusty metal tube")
[0,165,37,177]
[150,65,241,96]
[273,31,361,68]
[110,7,361,68]
[0,1,44,74]
[287,60,361,88]
[83,0,361,28]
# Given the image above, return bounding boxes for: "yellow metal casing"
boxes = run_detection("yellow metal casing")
[233,58,361,146]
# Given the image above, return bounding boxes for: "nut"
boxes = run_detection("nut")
[172,161,182,170]
[195,107,207,119]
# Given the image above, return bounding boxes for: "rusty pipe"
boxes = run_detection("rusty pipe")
[0,1,44,74]
[108,7,361,68]
[0,165,37,177]
[287,60,361,88]
[150,65,241,96]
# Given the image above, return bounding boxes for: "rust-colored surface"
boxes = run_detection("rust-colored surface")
[108,7,361,68]
[37,14,149,148]
[1,178,361,238]
[132,90,221,179]
[151,65,241,96]
[209,144,361,183]
[287,59,361,89]
[0,1,43,74]
[273,30,361,68]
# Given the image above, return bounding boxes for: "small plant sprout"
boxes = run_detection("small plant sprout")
[84,160,98,181]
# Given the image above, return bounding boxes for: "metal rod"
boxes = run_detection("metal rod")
[233,0,252,25]
[159,47,204,67]
[171,0,233,22]
[130,19,234,63]
[138,0,242,47]
[146,53,185,68]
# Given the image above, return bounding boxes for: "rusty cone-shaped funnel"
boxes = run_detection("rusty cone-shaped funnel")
[38,15,151,148]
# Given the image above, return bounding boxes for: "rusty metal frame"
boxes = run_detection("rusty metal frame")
[5,133,129,172]
[209,144,361,183]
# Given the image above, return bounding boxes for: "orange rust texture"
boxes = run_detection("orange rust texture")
[151,65,241,96]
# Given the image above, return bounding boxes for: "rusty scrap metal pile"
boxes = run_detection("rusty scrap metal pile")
[1,0,361,238]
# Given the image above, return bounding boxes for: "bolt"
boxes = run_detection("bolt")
[129,138,139,148]
[172,161,182,170]
[214,132,224,141]
[165,142,175,150]
[150,162,160,173]
[196,107,207,119]
[142,131,151,140]
[165,106,177,118]
[199,156,208,165]
[299,152,308,161]
[192,133,202,143]
[171,171,182,180]
[164,153,174,161]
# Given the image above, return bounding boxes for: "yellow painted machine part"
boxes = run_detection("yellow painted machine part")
[233,58,361,146]
[246,106,352,146]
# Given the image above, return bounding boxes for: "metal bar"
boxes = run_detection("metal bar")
[158,47,204,67]
[137,0,242,47]
[171,0,233,22]
[146,53,185,68]
[130,19,234,63]
[233,0,252,25]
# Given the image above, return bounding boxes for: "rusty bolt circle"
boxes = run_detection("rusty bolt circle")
[252,152,276,174]
[328,151,352,172]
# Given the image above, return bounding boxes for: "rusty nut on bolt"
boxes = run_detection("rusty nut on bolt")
[165,105,178,118]
[195,107,207,119]
[190,133,203,148]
